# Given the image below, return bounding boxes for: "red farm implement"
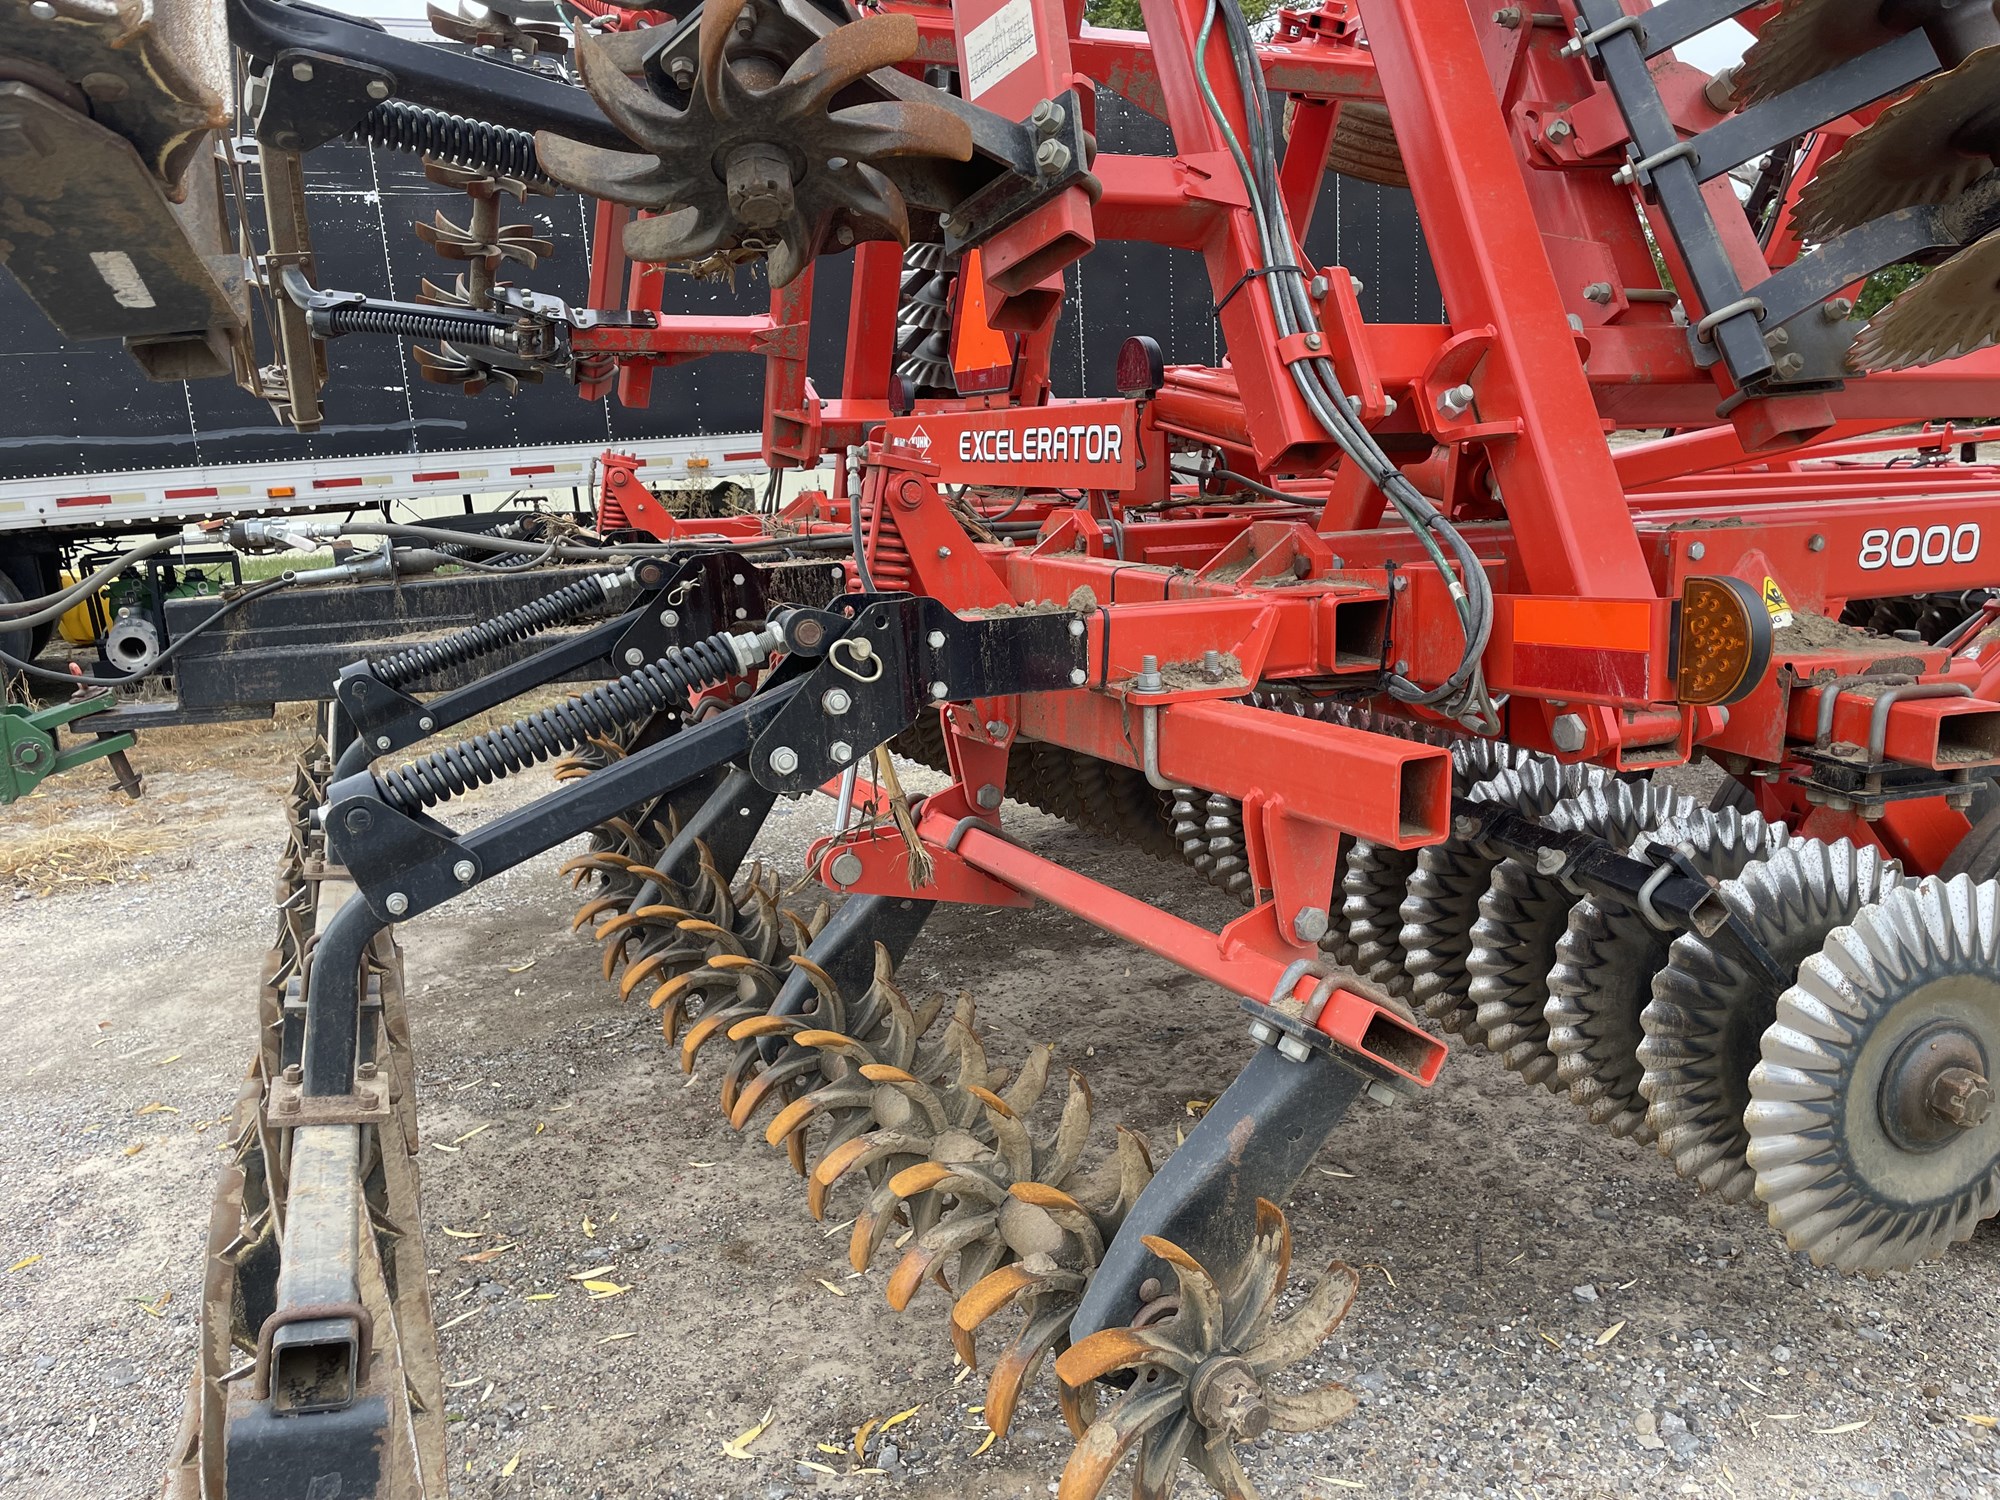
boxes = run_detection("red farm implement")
[6,0,2000,1493]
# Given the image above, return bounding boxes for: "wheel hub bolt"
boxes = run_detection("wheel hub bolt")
[1928,1066,1994,1130]
[1188,1356,1271,1442]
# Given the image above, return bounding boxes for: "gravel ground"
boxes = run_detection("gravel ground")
[2,721,1998,1500]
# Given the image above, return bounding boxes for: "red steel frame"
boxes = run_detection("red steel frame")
[564,0,2000,1052]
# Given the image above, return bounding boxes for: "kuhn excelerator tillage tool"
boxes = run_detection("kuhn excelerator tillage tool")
[8,0,2000,1493]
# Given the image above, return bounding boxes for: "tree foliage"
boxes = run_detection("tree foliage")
[1083,0,1276,31]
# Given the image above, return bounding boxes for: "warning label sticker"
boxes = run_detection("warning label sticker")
[964,0,1037,100]
[1762,576,1794,630]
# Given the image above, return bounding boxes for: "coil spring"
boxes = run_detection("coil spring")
[856,495,914,592]
[322,304,510,347]
[369,573,613,690]
[375,632,744,812]
[351,98,552,185]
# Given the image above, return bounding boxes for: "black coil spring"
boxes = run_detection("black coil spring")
[323,305,509,347]
[370,573,613,690]
[351,98,552,185]
[375,632,745,812]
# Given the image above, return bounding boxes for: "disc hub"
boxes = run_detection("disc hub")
[1880,1021,1991,1149]
[1186,1355,1271,1443]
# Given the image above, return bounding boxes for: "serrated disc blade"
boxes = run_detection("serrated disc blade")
[1326,101,1407,189]
[1735,0,1903,108]
[1794,46,2000,239]
[1851,227,2000,369]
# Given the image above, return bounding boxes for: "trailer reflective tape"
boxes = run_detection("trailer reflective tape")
[313,477,365,490]
[165,487,219,500]
[1510,598,1651,697]
[410,471,460,483]
[56,494,112,508]
[723,450,761,462]
[511,464,557,476]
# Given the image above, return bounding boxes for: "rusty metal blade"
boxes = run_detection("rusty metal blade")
[1851,227,2000,369]
[1794,47,2000,238]
[1735,0,1902,107]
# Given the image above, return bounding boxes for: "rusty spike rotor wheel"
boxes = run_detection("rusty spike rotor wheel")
[536,0,972,285]
[1052,1200,1360,1500]
[1852,227,2000,371]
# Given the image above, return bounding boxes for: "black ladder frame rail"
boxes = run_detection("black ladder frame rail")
[327,552,771,777]
[239,595,1089,1447]
[1567,0,2000,390]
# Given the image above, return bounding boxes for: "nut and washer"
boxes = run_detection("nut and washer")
[375,735,392,751]
[660,608,680,627]
[453,860,477,884]
[927,630,946,648]
[822,687,853,715]
[385,892,410,917]
[768,746,799,775]
[830,740,854,764]
[1292,908,1329,944]
[1276,1035,1314,1064]
[624,647,646,666]
[975,783,1003,810]
[930,681,949,700]
[1550,713,1588,753]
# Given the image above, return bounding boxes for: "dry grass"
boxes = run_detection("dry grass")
[0,825,171,896]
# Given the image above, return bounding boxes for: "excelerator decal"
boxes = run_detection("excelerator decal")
[957,423,1125,464]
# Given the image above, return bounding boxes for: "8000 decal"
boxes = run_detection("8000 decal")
[1859,524,1982,571]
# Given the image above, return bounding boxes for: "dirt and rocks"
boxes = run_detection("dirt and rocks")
[2,722,1998,1500]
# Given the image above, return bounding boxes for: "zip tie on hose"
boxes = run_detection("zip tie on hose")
[372,621,783,811]
[367,568,632,690]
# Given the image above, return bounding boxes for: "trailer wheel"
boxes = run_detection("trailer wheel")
[0,569,51,670]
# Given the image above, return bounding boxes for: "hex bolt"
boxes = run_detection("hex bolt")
[1310,274,1329,299]
[453,860,476,883]
[1276,1035,1314,1064]
[277,1093,300,1115]
[1929,1067,1994,1129]
[1823,297,1855,322]
[669,55,696,87]
[1534,846,1565,876]
[1248,1020,1278,1047]
[1494,5,1521,25]
[829,740,853,765]
[1292,908,1329,944]
[356,1061,378,1079]
[345,807,374,834]
[1582,281,1614,304]
[1070,668,1088,685]
[624,647,645,666]
[930,681,950,700]
[660,608,680,627]
[827,850,864,887]
[1135,654,1165,693]
[1036,139,1073,176]
[375,735,392,751]
[1350,275,1365,297]
[1030,98,1066,134]
[822,687,852,715]
[1304,332,1323,351]
[936,546,952,558]
[1808,534,1826,552]
[1551,713,1588,753]
[385,892,410,917]
[1777,353,1806,378]
[1764,327,1790,349]
[1453,814,1482,840]
[1202,649,1224,679]
[1437,383,1476,418]
[27,0,55,15]
[1543,117,1573,143]
[975,783,1004,810]
[283,1064,303,1084]
[985,720,1009,739]
[768,745,799,775]
[291,60,314,81]
[366,79,390,100]
[1069,619,1086,637]
[1688,540,1706,561]
[418,716,434,732]
[927,629,946,649]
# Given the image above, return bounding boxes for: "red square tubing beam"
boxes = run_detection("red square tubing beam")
[940,817,1446,1086]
